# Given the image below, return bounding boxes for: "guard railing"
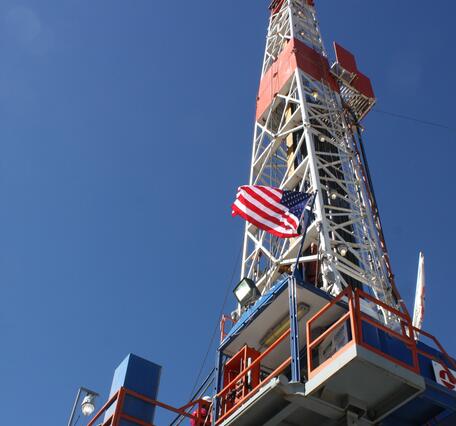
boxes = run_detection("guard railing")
[86,387,207,426]
[307,286,455,384]
[215,327,291,425]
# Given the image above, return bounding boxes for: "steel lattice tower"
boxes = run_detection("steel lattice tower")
[240,0,407,321]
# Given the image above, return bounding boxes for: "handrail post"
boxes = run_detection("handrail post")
[354,289,363,344]
[346,287,356,343]
[306,313,312,376]
[212,350,224,424]
[288,275,301,383]
[111,388,126,426]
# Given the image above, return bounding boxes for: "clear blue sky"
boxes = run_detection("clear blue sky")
[1,1,455,424]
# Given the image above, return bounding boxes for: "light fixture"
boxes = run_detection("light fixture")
[233,278,260,308]
[318,134,326,142]
[329,189,338,200]
[81,394,96,416]
[260,303,310,347]
[68,387,99,426]
[311,90,319,100]
[338,245,348,257]
[231,309,239,322]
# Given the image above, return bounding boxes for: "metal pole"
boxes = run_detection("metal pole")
[293,191,317,276]
[67,388,82,426]
[289,191,317,383]
[212,351,224,425]
[288,275,301,383]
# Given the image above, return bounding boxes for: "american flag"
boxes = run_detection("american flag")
[232,185,312,238]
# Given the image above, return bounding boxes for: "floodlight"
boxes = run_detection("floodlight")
[233,278,260,308]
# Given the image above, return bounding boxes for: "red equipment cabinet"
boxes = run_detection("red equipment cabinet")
[221,346,260,414]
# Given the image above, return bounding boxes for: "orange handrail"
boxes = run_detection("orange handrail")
[87,391,119,426]
[215,327,292,425]
[357,288,409,322]
[217,328,290,399]
[306,287,423,377]
[306,286,355,374]
[410,325,456,383]
[411,326,456,371]
[216,286,456,425]
[216,357,291,425]
[355,289,419,374]
[309,312,351,350]
[307,286,352,328]
[86,387,201,426]
[220,314,235,342]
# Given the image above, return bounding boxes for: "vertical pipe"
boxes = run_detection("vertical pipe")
[212,350,223,425]
[288,276,301,383]
[67,388,82,426]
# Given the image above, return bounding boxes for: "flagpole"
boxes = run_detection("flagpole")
[292,190,318,279]
[288,190,317,383]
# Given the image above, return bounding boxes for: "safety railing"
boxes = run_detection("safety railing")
[215,327,292,425]
[220,315,236,342]
[170,369,215,426]
[354,288,419,374]
[410,325,456,385]
[306,286,358,378]
[306,286,456,387]
[86,387,207,426]
[307,286,420,379]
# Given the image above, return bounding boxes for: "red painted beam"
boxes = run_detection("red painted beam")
[256,38,339,120]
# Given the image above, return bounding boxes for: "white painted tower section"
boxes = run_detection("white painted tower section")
[240,0,401,318]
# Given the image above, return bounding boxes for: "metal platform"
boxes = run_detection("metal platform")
[214,278,456,426]
[218,343,425,426]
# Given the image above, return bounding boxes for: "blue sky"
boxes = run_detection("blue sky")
[0,1,455,424]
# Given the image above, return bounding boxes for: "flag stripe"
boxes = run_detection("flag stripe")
[248,186,288,214]
[233,200,295,235]
[241,187,299,229]
[232,185,311,239]
[255,185,282,202]
[236,193,295,232]
[232,203,299,238]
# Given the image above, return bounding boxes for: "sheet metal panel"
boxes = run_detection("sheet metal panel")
[333,42,358,74]
[106,354,162,425]
[256,38,339,120]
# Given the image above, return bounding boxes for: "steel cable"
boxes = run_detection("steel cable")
[187,245,243,399]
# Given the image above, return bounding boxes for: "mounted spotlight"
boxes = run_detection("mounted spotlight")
[67,387,99,426]
[338,245,348,257]
[318,134,326,142]
[81,394,96,416]
[311,90,319,100]
[233,277,260,308]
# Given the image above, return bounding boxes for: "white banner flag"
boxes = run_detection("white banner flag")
[412,252,425,330]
